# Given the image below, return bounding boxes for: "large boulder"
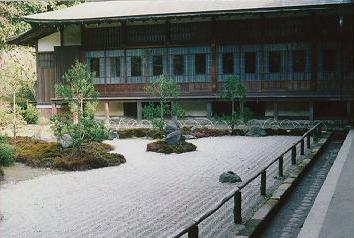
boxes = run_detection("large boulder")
[164,119,182,145]
[246,127,268,137]
[219,171,242,183]
[165,130,182,145]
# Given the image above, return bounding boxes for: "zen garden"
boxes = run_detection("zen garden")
[0,1,353,238]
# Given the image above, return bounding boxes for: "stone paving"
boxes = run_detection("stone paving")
[299,130,354,238]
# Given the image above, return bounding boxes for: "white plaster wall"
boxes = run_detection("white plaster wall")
[37,32,60,52]
[265,102,309,117]
[95,102,124,117]
[180,101,207,117]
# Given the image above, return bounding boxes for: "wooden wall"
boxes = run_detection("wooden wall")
[36,13,353,103]
[36,52,56,103]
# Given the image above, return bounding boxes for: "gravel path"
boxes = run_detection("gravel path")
[0,136,299,238]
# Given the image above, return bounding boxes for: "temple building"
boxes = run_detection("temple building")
[8,0,354,121]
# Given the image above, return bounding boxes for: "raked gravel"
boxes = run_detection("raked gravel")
[0,136,299,238]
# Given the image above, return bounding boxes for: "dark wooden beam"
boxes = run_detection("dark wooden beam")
[311,13,318,91]
[211,18,218,92]
[121,21,128,83]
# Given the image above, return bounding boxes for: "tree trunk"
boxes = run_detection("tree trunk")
[160,101,164,121]
[13,90,16,139]
[239,101,244,121]
[80,99,83,122]
[231,100,235,115]
[239,101,244,114]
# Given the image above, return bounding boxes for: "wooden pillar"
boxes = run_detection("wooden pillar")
[347,101,353,123]
[137,101,143,121]
[273,102,278,121]
[260,15,266,84]
[104,102,110,124]
[207,101,213,119]
[309,101,314,121]
[121,21,128,83]
[165,20,171,78]
[311,14,318,91]
[51,103,57,116]
[211,18,218,92]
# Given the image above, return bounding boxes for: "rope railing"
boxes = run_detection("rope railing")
[172,122,322,238]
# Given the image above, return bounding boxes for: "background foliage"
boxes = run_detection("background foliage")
[0,1,78,126]
[143,75,185,131]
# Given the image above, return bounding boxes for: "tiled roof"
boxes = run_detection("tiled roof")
[23,0,352,23]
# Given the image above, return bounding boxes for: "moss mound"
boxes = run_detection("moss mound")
[117,128,163,139]
[146,140,197,154]
[11,137,125,171]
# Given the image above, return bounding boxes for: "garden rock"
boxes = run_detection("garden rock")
[108,131,119,140]
[164,119,182,145]
[219,171,242,183]
[246,127,267,137]
[59,134,73,148]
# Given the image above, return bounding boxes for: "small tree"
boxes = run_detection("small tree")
[219,75,250,134]
[143,74,184,131]
[52,61,109,148]
[56,60,98,124]
[0,49,34,139]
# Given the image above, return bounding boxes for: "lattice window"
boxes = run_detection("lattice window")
[127,24,165,44]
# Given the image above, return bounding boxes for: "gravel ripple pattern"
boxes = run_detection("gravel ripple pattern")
[0,136,300,238]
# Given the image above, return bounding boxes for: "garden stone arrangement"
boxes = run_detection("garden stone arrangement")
[146,119,197,154]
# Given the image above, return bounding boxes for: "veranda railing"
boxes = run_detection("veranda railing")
[172,122,323,238]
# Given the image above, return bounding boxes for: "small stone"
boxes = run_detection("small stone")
[219,171,242,183]
[108,131,119,140]
[59,134,73,148]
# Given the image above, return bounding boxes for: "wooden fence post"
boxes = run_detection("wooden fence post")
[234,191,242,224]
[188,224,198,238]
[291,146,296,165]
[312,129,318,141]
[261,171,266,196]
[301,139,305,155]
[278,156,284,177]
[307,134,311,149]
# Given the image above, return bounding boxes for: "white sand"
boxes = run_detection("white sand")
[0,136,299,238]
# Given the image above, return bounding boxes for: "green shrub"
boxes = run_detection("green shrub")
[51,115,110,147]
[0,143,16,166]
[0,133,9,144]
[143,102,166,131]
[21,104,39,124]
[0,105,12,127]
